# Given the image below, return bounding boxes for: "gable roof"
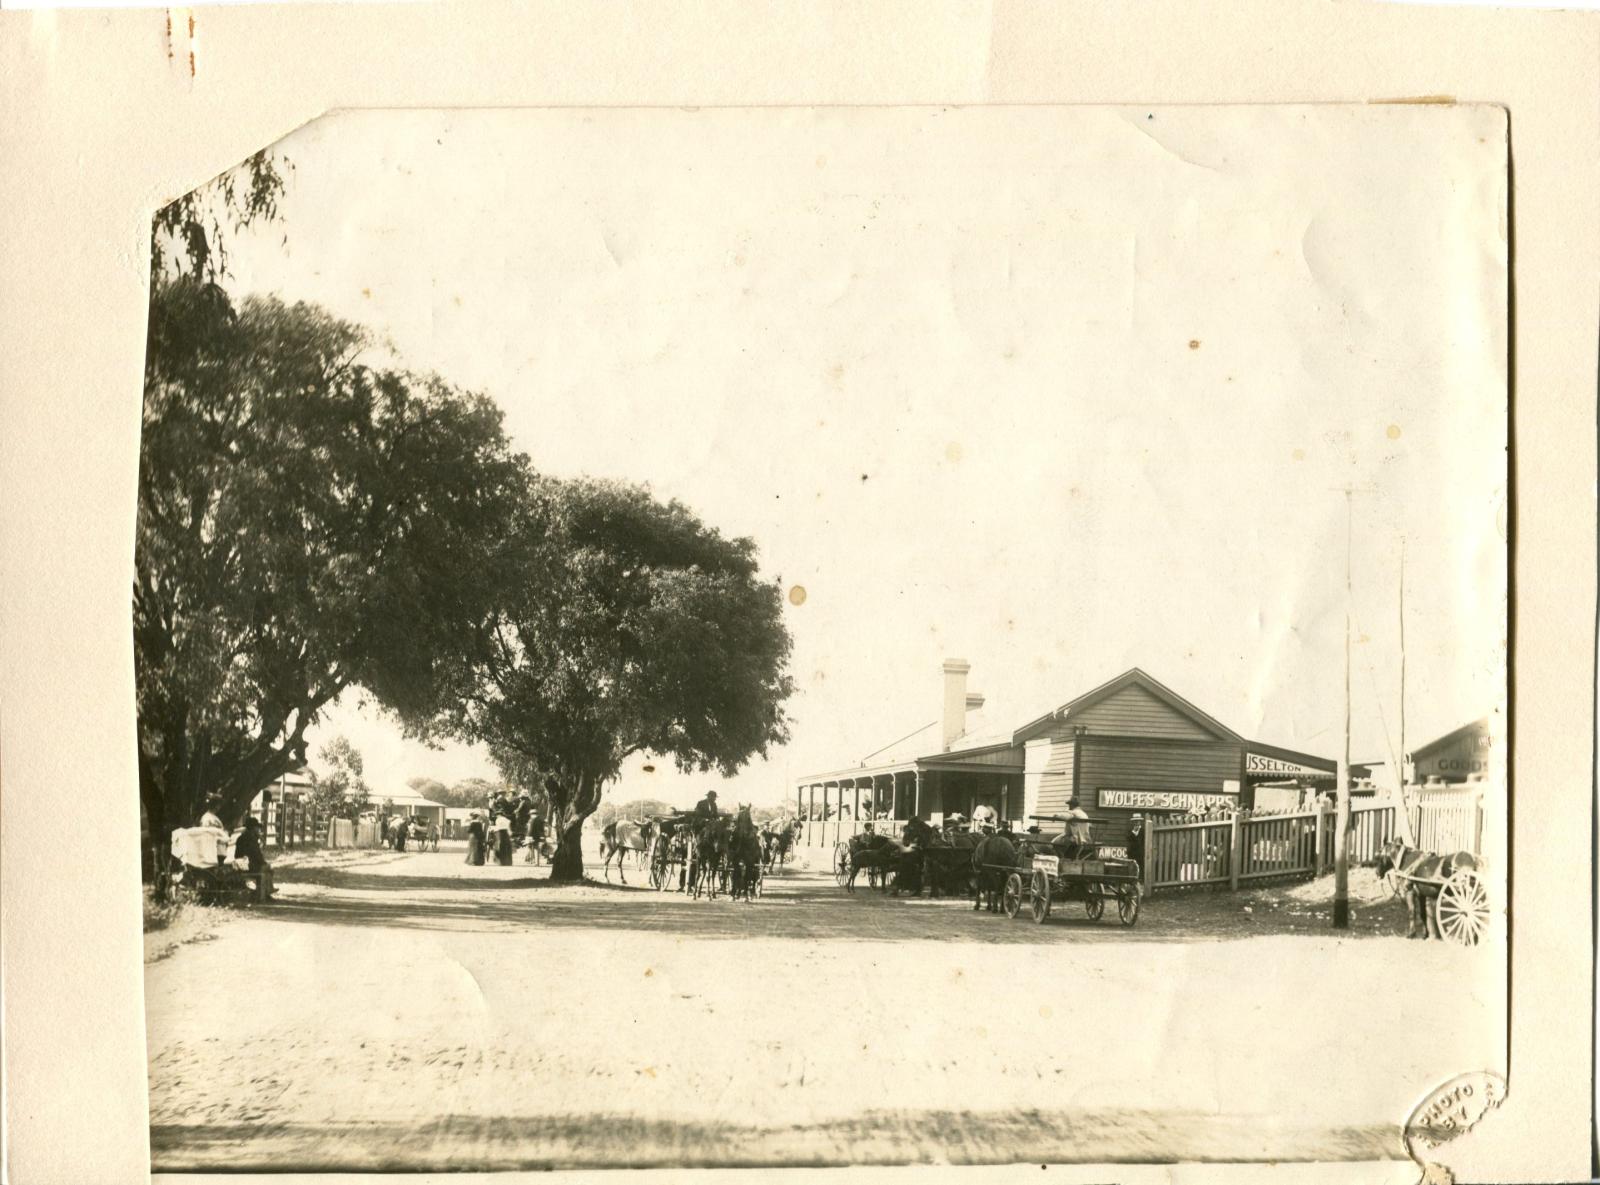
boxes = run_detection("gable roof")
[1409,718,1491,761]
[1011,667,1245,745]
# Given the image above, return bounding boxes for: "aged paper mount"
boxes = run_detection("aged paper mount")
[1,3,1595,1183]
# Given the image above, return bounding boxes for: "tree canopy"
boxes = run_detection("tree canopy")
[135,279,530,839]
[448,478,795,879]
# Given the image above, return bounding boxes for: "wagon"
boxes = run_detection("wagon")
[991,827,1142,926]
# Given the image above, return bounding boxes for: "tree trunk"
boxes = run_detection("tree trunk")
[550,815,588,882]
[139,749,173,900]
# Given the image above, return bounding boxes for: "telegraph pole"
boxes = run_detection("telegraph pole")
[1396,536,1416,844]
[1333,487,1353,929]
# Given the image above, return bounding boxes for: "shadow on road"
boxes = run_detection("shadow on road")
[256,859,1403,945]
[150,1106,1402,1171]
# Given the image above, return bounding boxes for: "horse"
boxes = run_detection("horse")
[727,805,765,901]
[843,830,897,893]
[689,814,729,900]
[971,832,1018,912]
[599,818,656,885]
[1374,838,1482,940]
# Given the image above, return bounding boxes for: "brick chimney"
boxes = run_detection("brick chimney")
[942,659,972,751]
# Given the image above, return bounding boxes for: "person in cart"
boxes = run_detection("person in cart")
[971,803,998,834]
[693,789,720,820]
[199,794,226,831]
[1053,798,1094,859]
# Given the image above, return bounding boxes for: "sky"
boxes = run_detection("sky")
[209,105,1508,809]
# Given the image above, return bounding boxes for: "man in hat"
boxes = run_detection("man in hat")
[1127,813,1147,881]
[1063,797,1093,857]
[232,815,276,900]
[692,789,720,821]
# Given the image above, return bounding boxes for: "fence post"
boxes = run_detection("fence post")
[1143,822,1158,897]
[1313,804,1327,876]
[1229,811,1243,891]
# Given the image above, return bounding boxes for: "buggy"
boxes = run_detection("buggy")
[649,812,696,891]
[167,826,270,906]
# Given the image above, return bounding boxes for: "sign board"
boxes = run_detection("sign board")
[1414,726,1491,782]
[1245,752,1332,780]
[1097,788,1238,812]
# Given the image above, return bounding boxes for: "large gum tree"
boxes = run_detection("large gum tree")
[135,278,529,866]
[444,477,795,882]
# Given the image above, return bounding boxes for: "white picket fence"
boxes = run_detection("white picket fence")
[1145,789,1484,895]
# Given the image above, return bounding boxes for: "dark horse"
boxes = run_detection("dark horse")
[689,814,729,900]
[971,833,1018,912]
[599,818,656,885]
[1374,837,1482,940]
[843,830,896,893]
[727,805,764,901]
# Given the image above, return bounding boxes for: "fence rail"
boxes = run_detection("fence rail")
[788,789,1483,898]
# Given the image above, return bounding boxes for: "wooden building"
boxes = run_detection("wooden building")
[794,662,1363,853]
[1409,718,1492,785]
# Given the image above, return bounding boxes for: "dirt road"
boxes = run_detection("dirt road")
[146,845,1503,1171]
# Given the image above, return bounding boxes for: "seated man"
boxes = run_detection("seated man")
[232,816,275,901]
[970,803,998,834]
[1062,798,1095,858]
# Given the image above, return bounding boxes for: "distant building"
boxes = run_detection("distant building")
[370,784,448,829]
[1409,718,1492,785]
[794,661,1366,850]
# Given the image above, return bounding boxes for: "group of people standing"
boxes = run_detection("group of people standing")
[464,791,548,867]
[382,815,438,852]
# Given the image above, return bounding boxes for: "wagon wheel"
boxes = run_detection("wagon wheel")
[1116,885,1141,927]
[1002,872,1024,919]
[1084,883,1105,921]
[1435,870,1490,946]
[1029,869,1052,924]
[649,841,666,890]
[833,842,851,887]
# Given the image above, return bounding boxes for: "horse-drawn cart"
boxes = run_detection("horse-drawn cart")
[168,826,268,906]
[991,829,1142,926]
[1376,839,1492,945]
[648,813,694,891]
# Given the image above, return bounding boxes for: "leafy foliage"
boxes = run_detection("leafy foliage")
[310,736,371,822]
[447,477,796,879]
[151,150,290,285]
[135,280,530,834]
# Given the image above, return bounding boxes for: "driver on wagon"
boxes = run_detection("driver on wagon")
[693,789,720,820]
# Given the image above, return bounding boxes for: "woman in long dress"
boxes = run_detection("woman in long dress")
[493,810,514,866]
[465,813,486,866]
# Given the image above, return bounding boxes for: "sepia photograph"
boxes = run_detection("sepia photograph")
[134,104,1507,1172]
